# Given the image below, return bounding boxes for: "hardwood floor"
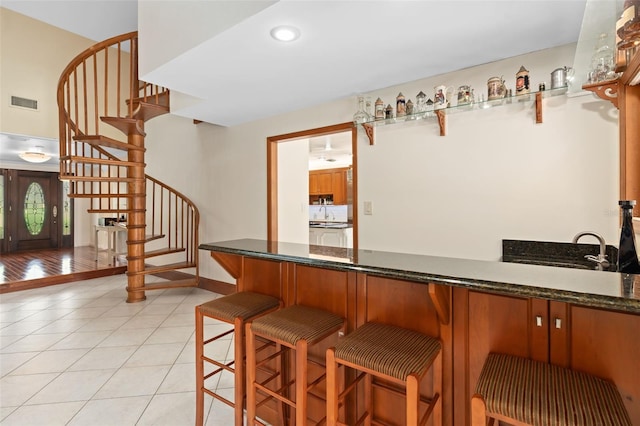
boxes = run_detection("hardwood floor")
[0,246,126,293]
[0,246,236,296]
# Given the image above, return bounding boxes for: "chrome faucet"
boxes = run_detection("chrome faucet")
[572,232,610,271]
[319,205,328,220]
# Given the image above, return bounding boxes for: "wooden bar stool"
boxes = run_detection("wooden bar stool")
[246,304,345,425]
[195,292,281,426]
[471,353,632,426]
[326,322,442,426]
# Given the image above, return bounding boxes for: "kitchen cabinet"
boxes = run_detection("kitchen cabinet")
[453,288,640,424]
[309,226,352,248]
[309,170,333,195]
[331,169,347,205]
[309,167,350,205]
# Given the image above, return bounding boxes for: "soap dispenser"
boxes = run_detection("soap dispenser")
[617,200,640,274]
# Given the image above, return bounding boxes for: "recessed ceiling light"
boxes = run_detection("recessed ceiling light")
[270,25,300,42]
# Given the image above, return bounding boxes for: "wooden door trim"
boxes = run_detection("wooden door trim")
[266,122,358,248]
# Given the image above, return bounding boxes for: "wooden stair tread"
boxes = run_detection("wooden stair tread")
[137,262,197,275]
[145,234,165,243]
[144,247,186,259]
[139,278,197,291]
[101,116,146,137]
[131,101,169,121]
[73,134,145,151]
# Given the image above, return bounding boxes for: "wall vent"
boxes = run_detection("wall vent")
[10,96,38,110]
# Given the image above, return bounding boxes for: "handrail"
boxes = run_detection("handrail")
[57,31,199,287]
[57,31,167,181]
[145,174,200,275]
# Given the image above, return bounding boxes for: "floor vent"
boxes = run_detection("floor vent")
[10,96,38,110]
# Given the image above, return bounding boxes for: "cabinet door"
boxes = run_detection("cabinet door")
[565,306,640,423]
[309,173,319,194]
[317,172,332,194]
[332,170,346,205]
[319,229,345,247]
[454,289,548,425]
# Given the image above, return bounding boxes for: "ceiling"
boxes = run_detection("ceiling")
[2,0,589,129]
[2,0,591,168]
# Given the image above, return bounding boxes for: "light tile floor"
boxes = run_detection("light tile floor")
[0,275,238,425]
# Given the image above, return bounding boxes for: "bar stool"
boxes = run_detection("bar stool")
[195,292,281,426]
[326,322,442,426]
[471,353,632,426]
[246,304,345,425]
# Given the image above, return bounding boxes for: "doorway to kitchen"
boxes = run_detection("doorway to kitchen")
[266,122,358,250]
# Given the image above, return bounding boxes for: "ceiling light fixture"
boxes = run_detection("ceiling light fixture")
[270,25,300,42]
[19,146,51,163]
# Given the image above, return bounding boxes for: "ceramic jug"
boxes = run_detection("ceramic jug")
[487,76,506,101]
[434,85,453,110]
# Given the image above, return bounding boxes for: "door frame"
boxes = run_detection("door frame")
[266,122,358,249]
[2,169,73,253]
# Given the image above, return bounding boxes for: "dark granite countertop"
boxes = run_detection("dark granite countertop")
[199,239,640,314]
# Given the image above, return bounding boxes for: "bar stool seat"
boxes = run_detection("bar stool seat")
[246,304,345,425]
[327,322,442,426]
[196,292,281,426]
[472,353,632,426]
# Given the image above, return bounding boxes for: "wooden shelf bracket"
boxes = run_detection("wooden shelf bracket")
[582,80,620,109]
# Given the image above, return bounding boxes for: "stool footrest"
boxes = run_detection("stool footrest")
[204,328,233,345]
[203,388,234,408]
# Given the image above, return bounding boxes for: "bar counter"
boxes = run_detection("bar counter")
[200,239,640,425]
[200,238,640,313]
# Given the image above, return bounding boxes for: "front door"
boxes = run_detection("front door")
[6,170,61,251]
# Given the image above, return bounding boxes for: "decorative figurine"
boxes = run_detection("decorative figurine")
[375,97,385,120]
[416,91,427,114]
[396,92,406,117]
[426,98,434,112]
[516,65,530,95]
[384,104,394,120]
[406,99,414,117]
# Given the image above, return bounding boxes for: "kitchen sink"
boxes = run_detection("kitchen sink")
[502,239,619,272]
[309,222,349,229]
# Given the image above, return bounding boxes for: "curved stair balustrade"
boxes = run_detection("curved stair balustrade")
[57,31,199,301]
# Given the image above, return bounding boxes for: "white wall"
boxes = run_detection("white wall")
[356,43,619,259]
[277,139,310,244]
[165,42,615,282]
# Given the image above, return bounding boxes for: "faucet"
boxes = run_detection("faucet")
[319,205,328,220]
[572,232,610,271]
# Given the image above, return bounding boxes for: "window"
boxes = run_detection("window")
[24,182,45,235]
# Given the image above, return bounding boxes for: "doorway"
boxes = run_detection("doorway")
[266,122,358,249]
[2,169,73,253]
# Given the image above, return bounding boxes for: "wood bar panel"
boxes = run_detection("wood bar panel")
[206,251,639,425]
[568,306,640,421]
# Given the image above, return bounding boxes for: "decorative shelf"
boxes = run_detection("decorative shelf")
[356,86,569,145]
[582,80,619,108]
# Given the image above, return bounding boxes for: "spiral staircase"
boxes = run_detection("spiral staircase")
[57,32,199,302]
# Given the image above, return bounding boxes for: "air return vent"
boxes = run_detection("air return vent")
[10,96,38,110]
